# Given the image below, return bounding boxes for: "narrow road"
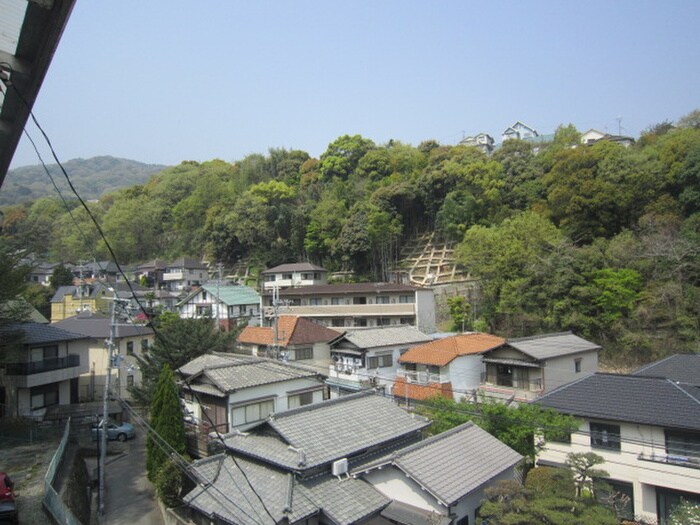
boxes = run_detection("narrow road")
[101,435,163,525]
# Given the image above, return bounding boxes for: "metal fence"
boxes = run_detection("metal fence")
[43,418,82,525]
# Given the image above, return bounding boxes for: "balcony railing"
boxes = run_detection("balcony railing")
[638,452,700,470]
[396,369,449,384]
[5,355,80,376]
[481,372,543,392]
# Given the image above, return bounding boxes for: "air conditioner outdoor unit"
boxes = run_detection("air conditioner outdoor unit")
[332,458,349,476]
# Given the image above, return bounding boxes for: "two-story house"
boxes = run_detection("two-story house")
[327,326,432,397]
[177,284,260,330]
[162,257,209,291]
[261,262,328,292]
[478,332,600,403]
[0,323,90,418]
[262,282,437,334]
[393,333,505,404]
[502,121,539,142]
[50,282,112,322]
[54,311,154,401]
[135,259,166,288]
[535,365,700,525]
[459,133,495,155]
[178,353,328,439]
[237,315,340,363]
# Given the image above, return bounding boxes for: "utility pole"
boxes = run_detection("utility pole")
[272,285,279,360]
[99,296,118,515]
[216,263,223,330]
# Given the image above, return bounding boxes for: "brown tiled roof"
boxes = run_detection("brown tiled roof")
[392,377,453,401]
[399,333,505,367]
[238,316,340,347]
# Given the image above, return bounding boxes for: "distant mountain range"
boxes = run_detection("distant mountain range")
[0,156,167,206]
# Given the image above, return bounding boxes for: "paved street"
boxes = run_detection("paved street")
[101,435,163,525]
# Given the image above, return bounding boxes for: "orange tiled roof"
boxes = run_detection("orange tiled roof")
[399,333,505,367]
[392,376,453,401]
[237,316,340,347]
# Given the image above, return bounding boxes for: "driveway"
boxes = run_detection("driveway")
[101,435,163,525]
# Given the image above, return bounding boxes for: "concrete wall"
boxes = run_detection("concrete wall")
[447,355,483,400]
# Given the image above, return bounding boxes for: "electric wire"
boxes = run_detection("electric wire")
[4,71,277,524]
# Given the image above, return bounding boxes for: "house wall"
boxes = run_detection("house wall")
[447,355,483,400]
[538,420,700,524]
[179,289,259,323]
[51,296,108,323]
[415,289,437,334]
[262,271,327,291]
[542,351,598,392]
[485,347,535,361]
[363,467,444,514]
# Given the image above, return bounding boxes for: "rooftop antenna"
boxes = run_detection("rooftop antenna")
[616,116,623,136]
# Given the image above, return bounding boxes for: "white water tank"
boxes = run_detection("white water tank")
[332,458,348,476]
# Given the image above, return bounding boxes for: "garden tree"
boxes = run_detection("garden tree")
[22,283,53,320]
[49,264,74,289]
[130,315,237,405]
[155,458,184,508]
[566,452,609,499]
[669,498,700,525]
[146,363,186,483]
[524,466,575,499]
[319,134,376,180]
[418,395,578,461]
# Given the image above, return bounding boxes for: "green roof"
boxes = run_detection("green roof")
[202,284,260,306]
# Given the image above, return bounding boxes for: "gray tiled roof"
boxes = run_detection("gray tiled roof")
[633,354,700,385]
[184,454,388,525]
[178,353,250,377]
[55,312,153,339]
[262,262,327,274]
[0,322,89,345]
[506,332,600,361]
[353,422,522,506]
[205,361,319,393]
[224,392,430,471]
[336,326,431,350]
[536,373,700,432]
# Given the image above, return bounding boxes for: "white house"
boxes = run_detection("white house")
[0,323,90,418]
[459,133,495,155]
[535,364,700,525]
[353,421,523,525]
[262,282,437,334]
[502,121,539,142]
[177,284,260,330]
[581,128,606,145]
[327,325,432,397]
[393,332,505,404]
[162,257,209,291]
[261,262,328,292]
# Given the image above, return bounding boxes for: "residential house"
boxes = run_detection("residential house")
[53,311,154,401]
[479,332,600,403]
[177,284,260,330]
[261,262,328,292]
[581,128,606,145]
[50,281,112,322]
[0,323,90,418]
[237,315,340,364]
[178,353,328,439]
[632,353,700,384]
[459,133,495,155]
[262,282,437,334]
[327,326,432,397]
[26,261,67,287]
[535,369,700,525]
[135,259,166,288]
[185,392,430,524]
[501,121,539,142]
[353,421,523,525]
[162,257,209,291]
[393,333,505,404]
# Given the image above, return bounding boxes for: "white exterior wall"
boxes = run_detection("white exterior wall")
[415,289,436,334]
[542,351,598,392]
[447,355,484,401]
[179,289,259,322]
[538,420,700,524]
[263,271,327,291]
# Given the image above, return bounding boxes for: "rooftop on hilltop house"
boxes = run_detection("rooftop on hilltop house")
[535,371,700,524]
[353,421,523,524]
[479,332,600,403]
[162,257,209,291]
[177,284,260,330]
[632,354,700,385]
[502,120,539,141]
[393,332,505,403]
[237,315,340,362]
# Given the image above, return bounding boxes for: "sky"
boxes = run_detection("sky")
[9,0,700,169]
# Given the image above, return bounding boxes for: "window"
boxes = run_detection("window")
[126,341,134,355]
[331,297,342,305]
[282,273,293,280]
[353,318,367,327]
[367,354,393,369]
[376,296,390,304]
[127,375,135,388]
[574,358,582,373]
[353,297,367,305]
[31,345,58,362]
[331,318,345,327]
[264,275,275,282]
[231,399,275,427]
[377,317,391,326]
[665,429,700,460]
[202,291,207,301]
[288,391,314,409]
[590,422,621,451]
[399,295,414,304]
[196,305,212,316]
[141,339,149,352]
[400,317,414,325]
[309,298,322,306]
[30,384,59,409]
[295,348,313,360]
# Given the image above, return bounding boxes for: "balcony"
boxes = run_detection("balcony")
[396,369,449,385]
[277,303,415,318]
[6,354,80,376]
[638,452,700,470]
[162,271,185,281]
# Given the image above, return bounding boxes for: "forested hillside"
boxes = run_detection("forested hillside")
[2,111,699,365]
[0,156,166,205]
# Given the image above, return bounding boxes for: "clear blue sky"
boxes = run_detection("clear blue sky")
[10,0,700,169]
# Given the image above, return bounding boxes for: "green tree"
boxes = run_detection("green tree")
[320,134,376,180]
[147,364,186,482]
[566,452,609,499]
[446,296,471,332]
[669,498,700,525]
[50,264,75,289]
[131,316,236,405]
